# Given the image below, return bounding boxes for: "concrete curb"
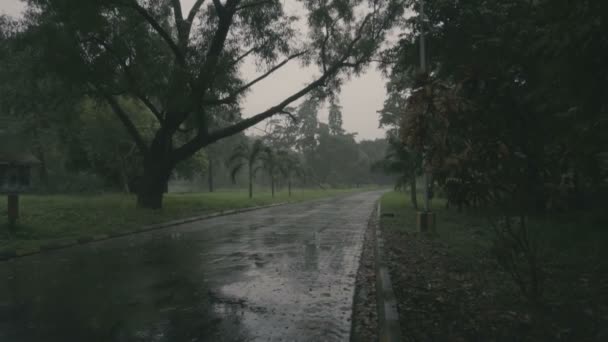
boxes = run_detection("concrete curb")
[374,201,403,342]
[0,202,288,262]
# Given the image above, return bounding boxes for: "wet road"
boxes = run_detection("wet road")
[0,191,383,342]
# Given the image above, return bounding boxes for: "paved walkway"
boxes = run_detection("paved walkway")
[0,191,383,342]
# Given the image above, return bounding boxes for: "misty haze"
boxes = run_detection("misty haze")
[0,0,606,341]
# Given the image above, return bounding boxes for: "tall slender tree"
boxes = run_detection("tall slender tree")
[372,134,421,208]
[259,146,279,198]
[328,98,344,135]
[277,150,303,197]
[227,139,265,199]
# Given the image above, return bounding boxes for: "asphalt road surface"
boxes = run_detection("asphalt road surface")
[0,190,383,342]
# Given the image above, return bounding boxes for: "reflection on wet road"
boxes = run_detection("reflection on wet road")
[0,191,383,342]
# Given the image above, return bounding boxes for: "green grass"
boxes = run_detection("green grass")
[380,191,608,267]
[380,191,491,257]
[0,188,370,251]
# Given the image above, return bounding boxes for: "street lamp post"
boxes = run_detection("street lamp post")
[417,0,436,233]
[420,0,430,214]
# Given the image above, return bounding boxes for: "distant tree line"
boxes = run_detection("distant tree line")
[0,74,392,195]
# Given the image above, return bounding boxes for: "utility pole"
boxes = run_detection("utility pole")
[416,0,436,233]
[419,0,427,75]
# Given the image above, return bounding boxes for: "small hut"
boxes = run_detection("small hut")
[0,117,39,193]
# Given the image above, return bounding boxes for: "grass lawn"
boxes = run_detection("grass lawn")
[380,191,496,267]
[0,188,369,251]
[379,191,608,340]
[380,190,608,267]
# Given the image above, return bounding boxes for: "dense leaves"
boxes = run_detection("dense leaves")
[382,0,608,213]
[3,0,408,207]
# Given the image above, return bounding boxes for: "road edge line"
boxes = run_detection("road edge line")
[0,190,378,262]
[0,202,288,262]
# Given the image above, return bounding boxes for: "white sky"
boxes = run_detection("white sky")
[1,0,388,141]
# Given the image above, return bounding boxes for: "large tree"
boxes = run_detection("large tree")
[380,0,608,213]
[327,97,344,135]
[18,0,405,208]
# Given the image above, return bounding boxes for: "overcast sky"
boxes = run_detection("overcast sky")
[1,0,388,141]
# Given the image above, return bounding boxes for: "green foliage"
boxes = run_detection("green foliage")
[382,0,608,214]
[372,134,420,185]
[296,98,321,153]
[327,97,344,135]
[79,98,158,191]
[379,0,608,305]
[9,0,408,207]
[263,97,392,188]
[227,139,267,197]
[276,150,304,179]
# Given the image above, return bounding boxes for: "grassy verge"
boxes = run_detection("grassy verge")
[379,191,608,341]
[0,188,368,251]
[381,192,491,256]
[380,191,608,268]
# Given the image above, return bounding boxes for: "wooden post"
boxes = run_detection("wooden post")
[7,193,19,229]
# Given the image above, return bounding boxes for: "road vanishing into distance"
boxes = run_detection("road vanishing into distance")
[0,191,383,342]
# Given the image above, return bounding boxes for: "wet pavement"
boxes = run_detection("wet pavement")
[0,191,383,342]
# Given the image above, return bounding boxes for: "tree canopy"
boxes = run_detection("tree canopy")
[4,0,408,207]
[380,0,608,213]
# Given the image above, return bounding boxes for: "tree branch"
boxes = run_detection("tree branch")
[97,88,149,154]
[212,0,225,14]
[87,35,165,124]
[235,0,273,12]
[171,0,184,23]
[173,62,341,163]
[187,0,207,23]
[172,10,376,163]
[174,0,206,51]
[207,50,307,105]
[228,41,271,68]
[135,94,165,123]
[190,1,237,110]
[128,1,186,65]
[280,109,297,122]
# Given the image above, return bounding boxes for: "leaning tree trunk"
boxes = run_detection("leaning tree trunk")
[409,174,418,210]
[288,176,292,197]
[137,163,171,209]
[208,158,214,193]
[137,138,173,209]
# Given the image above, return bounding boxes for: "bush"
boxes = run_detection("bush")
[35,171,108,194]
[490,215,545,304]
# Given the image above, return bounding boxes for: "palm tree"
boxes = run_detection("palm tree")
[259,146,279,198]
[227,139,266,199]
[277,150,304,197]
[372,135,422,209]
